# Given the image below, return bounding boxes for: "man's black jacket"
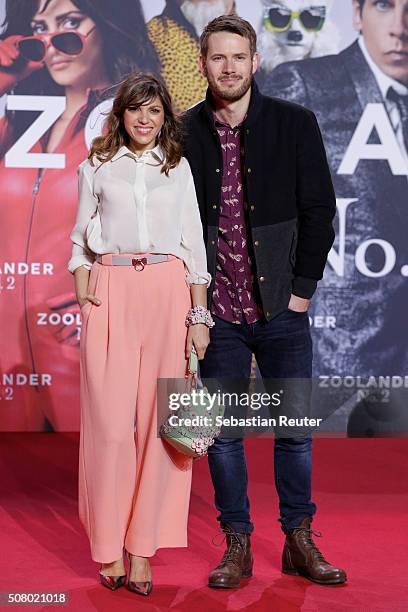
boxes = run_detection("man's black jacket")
[183,79,336,321]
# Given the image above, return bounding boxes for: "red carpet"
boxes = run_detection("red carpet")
[0,434,407,611]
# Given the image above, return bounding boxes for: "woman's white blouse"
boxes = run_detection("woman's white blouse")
[68,144,211,286]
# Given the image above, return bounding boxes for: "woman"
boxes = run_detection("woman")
[68,72,212,595]
[0,0,160,431]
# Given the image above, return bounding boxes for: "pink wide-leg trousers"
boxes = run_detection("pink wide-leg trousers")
[78,254,193,562]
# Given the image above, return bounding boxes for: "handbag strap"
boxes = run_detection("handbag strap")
[187,346,198,375]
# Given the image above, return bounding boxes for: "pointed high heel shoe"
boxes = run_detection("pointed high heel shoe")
[99,557,127,591]
[125,551,153,596]
[99,571,126,590]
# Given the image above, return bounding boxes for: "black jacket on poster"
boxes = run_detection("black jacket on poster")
[261,41,408,376]
[182,79,336,321]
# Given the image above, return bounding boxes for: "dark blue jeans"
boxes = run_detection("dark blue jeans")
[199,309,317,534]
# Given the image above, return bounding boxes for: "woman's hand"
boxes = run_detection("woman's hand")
[78,293,101,309]
[187,284,210,360]
[186,323,209,361]
[0,35,45,96]
[74,265,101,309]
[0,35,45,72]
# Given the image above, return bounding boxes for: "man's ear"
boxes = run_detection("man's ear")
[199,54,207,77]
[352,0,363,33]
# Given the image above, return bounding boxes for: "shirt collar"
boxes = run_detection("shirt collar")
[358,36,408,98]
[111,143,164,164]
[213,111,245,130]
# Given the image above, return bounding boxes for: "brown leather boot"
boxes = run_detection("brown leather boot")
[208,525,253,588]
[282,517,347,585]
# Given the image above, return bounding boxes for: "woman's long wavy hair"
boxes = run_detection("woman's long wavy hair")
[89,73,183,176]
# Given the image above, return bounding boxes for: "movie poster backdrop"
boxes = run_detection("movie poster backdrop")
[0,0,406,433]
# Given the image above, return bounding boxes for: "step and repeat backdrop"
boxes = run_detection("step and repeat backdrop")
[0,0,406,432]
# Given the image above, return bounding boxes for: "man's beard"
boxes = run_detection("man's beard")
[180,0,227,37]
[207,72,252,102]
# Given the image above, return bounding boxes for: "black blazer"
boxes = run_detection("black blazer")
[261,41,408,376]
[183,79,336,320]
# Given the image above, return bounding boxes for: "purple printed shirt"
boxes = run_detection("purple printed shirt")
[211,116,263,324]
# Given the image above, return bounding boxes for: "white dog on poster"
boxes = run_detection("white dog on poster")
[258,0,341,73]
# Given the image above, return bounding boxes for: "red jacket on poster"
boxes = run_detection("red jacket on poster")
[0,90,100,431]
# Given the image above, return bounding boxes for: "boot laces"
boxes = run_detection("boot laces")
[292,527,327,563]
[212,526,245,567]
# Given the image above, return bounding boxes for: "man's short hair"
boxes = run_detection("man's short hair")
[200,15,257,58]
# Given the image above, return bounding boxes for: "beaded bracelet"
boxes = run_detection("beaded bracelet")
[185,305,215,328]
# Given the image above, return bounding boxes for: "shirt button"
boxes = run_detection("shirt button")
[246,129,250,135]
[266,311,271,317]
[254,240,259,246]
[234,224,238,229]
[247,167,252,174]
[212,204,217,209]
[250,205,255,211]
[216,168,220,173]
[211,240,215,245]
[259,276,265,282]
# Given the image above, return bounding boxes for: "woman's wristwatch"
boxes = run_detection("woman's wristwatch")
[185,305,215,328]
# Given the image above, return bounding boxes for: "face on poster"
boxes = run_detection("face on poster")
[0,0,161,165]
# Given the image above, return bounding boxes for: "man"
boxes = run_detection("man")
[183,15,347,587]
[147,0,235,112]
[262,0,408,399]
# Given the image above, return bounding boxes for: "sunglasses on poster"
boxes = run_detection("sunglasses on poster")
[263,5,326,33]
[16,25,96,63]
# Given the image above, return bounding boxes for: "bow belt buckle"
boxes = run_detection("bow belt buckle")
[132,257,147,271]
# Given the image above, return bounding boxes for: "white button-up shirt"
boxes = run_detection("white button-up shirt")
[68,144,211,285]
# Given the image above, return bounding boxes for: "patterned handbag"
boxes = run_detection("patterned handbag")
[159,347,224,458]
